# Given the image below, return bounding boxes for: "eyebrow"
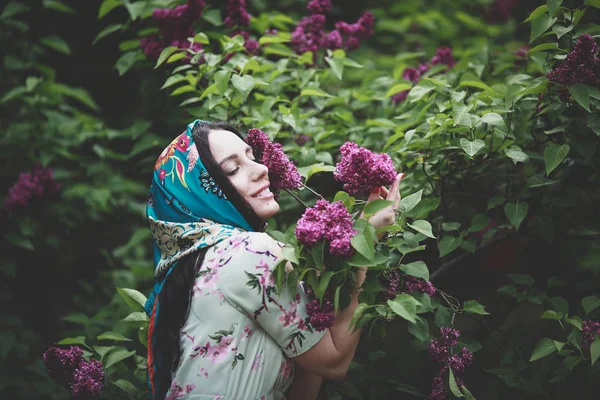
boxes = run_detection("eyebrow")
[218,146,253,167]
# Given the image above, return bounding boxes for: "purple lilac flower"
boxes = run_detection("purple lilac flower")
[305,288,335,331]
[294,134,311,146]
[307,0,331,15]
[224,0,251,28]
[404,276,437,296]
[140,36,167,60]
[70,359,104,398]
[383,271,400,299]
[430,47,456,69]
[334,12,375,50]
[295,199,357,257]
[440,326,460,346]
[548,34,600,87]
[429,370,449,400]
[428,339,449,363]
[246,128,302,197]
[447,347,473,373]
[2,165,60,213]
[402,67,421,83]
[291,14,328,54]
[484,0,518,23]
[582,320,600,348]
[428,327,473,399]
[43,346,84,386]
[334,142,397,195]
[391,90,409,104]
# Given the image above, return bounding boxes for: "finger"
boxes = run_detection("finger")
[380,186,389,199]
[366,187,382,202]
[387,173,404,208]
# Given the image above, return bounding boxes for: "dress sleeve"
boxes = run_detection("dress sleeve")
[218,232,327,358]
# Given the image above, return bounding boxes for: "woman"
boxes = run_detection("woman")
[145,120,402,400]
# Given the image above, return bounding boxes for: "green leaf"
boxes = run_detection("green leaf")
[400,261,429,280]
[505,202,529,230]
[214,70,231,95]
[385,83,412,97]
[325,57,344,80]
[439,236,463,257]
[1,2,30,19]
[544,143,570,175]
[124,1,145,20]
[552,24,573,39]
[529,338,558,361]
[584,0,600,8]
[583,296,600,314]
[460,385,476,400]
[300,88,333,97]
[43,0,75,13]
[154,46,179,69]
[364,200,393,217]
[98,0,121,18]
[463,300,490,315]
[524,5,548,22]
[202,8,222,26]
[97,331,132,342]
[93,24,122,45]
[591,340,600,366]
[469,214,490,232]
[481,112,507,131]
[350,303,369,329]
[507,274,535,286]
[116,51,139,76]
[122,312,149,323]
[530,13,557,43]
[547,0,563,16]
[62,312,90,325]
[460,138,485,157]
[407,316,429,341]
[387,294,419,323]
[40,35,70,54]
[194,32,209,45]
[351,232,374,261]
[57,336,86,346]
[117,288,146,312]
[113,379,137,395]
[160,74,188,90]
[504,146,529,163]
[231,74,255,101]
[487,196,505,210]
[569,84,591,112]
[527,42,559,53]
[448,368,464,397]
[540,310,562,320]
[105,348,136,369]
[399,190,423,213]
[408,220,435,238]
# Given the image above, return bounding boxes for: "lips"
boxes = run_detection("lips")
[251,183,271,198]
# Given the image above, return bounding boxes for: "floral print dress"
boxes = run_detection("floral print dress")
[166,232,327,400]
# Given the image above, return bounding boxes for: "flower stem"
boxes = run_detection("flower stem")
[301,182,325,200]
[285,189,309,208]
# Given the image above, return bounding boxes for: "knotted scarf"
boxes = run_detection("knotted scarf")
[144,119,254,399]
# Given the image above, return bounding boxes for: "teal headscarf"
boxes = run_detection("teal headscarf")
[144,119,254,399]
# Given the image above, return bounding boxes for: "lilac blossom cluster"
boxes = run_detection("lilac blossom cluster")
[392,47,456,104]
[582,320,600,348]
[223,0,251,28]
[245,128,302,197]
[290,1,374,57]
[548,34,600,87]
[333,141,397,195]
[43,346,104,398]
[404,276,437,296]
[295,199,357,257]
[2,165,60,213]
[305,288,335,331]
[428,327,473,400]
[383,271,400,299]
[141,0,206,60]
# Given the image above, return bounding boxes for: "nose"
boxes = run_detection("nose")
[250,159,269,181]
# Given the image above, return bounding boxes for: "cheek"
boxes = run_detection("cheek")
[228,175,248,199]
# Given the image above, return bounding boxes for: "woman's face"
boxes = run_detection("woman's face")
[209,129,280,221]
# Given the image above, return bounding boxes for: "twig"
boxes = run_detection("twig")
[284,189,309,208]
[300,182,325,200]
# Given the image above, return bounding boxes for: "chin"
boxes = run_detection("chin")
[256,200,280,220]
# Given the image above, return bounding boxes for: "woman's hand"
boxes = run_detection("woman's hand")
[361,173,404,233]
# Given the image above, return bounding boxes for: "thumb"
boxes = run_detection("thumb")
[366,187,381,202]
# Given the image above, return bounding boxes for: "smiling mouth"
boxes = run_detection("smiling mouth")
[253,186,273,198]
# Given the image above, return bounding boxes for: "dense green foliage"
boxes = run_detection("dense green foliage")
[1,0,600,399]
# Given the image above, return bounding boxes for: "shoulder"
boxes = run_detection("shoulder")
[217,231,284,259]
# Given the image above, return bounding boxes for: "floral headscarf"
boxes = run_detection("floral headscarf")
[144,119,254,399]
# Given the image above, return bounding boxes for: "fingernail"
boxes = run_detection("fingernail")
[398,173,405,180]
[372,187,380,194]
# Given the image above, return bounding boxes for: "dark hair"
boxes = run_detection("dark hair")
[153,121,263,399]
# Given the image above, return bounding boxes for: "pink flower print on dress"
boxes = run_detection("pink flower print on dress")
[279,359,293,380]
[198,367,209,378]
[278,302,299,327]
[214,396,223,400]
[251,351,263,372]
[165,380,195,400]
[190,342,211,359]
[209,335,236,364]
[242,324,253,339]
[256,259,275,288]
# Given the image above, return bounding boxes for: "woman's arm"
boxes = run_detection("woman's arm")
[287,363,324,400]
